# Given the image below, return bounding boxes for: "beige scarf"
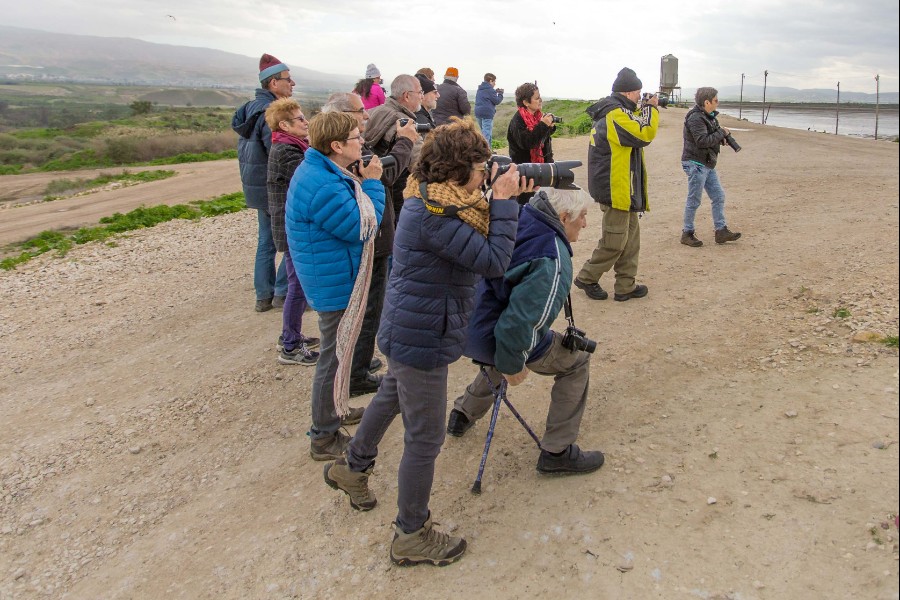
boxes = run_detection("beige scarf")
[403,175,491,237]
[333,165,378,417]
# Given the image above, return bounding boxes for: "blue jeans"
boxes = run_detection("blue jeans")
[477,117,494,146]
[347,358,448,533]
[255,209,288,300]
[682,161,727,232]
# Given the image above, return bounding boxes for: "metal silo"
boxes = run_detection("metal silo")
[659,54,680,103]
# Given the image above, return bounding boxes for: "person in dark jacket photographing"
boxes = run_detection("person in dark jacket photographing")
[680,87,742,247]
[323,118,532,567]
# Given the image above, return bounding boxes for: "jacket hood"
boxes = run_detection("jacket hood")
[477,81,494,91]
[232,89,276,139]
[586,93,635,120]
[507,192,572,271]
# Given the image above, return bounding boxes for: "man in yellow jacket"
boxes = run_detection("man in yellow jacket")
[574,67,659,302]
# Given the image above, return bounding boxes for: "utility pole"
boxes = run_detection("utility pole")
[762,70,769,124]
[835,82,840,135]
[739,73,745,120]
[875,74,880,140]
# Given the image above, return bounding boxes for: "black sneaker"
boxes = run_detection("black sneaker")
[255,298,274,312]
[446,409,473,437]
[349,373,382,397]
[574,279,608,300]
[613,284,648,302]
[277,334,320,351]
[536,444,604,475]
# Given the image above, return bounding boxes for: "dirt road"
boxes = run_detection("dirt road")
[0,159,241,246]
[1,111,898,599]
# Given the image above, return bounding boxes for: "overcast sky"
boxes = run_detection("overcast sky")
[5,0,898,98]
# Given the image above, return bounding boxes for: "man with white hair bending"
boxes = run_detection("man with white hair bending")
[448,187,605,475]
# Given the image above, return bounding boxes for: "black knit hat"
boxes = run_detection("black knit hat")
[416,73,436,94]
[612,67,642,92]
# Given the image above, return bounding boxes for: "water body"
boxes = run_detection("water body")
[717,103,899,139]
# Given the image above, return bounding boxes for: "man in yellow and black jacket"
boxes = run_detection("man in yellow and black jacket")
[574,67,659,302]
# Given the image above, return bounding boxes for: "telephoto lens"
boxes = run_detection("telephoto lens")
[724,134,741,153]
[361,154,397,168]
[550,115,563,124]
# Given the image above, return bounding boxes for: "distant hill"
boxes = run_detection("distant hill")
[0,25,356,93]
[688,84,898,104]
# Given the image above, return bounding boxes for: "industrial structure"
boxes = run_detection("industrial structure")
[659,54,681,103]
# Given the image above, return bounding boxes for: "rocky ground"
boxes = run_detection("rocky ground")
[1,109,898,599]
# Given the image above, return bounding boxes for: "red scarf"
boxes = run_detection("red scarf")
[271,130,310,152]
[518,106,545,163]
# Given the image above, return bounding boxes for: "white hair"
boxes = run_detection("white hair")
[542,187,589,219]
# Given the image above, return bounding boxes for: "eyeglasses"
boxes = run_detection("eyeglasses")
[345,135,364,142]
[274,76,294,83]
[285,115,307,123]
[342,108,367,114]
[407,89,425,96]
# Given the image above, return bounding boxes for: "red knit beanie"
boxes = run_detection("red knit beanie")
[259,53,289,82]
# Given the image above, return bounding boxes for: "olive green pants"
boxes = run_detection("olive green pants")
[576,205,641,295]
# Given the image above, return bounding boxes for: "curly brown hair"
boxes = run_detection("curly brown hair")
[264,97,302,132]
[514,82,539,108]
[412,117,491,185]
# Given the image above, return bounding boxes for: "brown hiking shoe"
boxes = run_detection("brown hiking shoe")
[309,430,350,461]
[681,230,703,247]
[715,226,742,244]
[341,406,365,426]
[323,457,377,511]
[390,515,467,567]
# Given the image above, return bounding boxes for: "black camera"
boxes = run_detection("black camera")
[642,93,668,109]
[486,155,582,190]
[359,154,397,169]
[550,115,563,124]
[724,133,741,153]
[561,324,596,354]
[398,118,433,133]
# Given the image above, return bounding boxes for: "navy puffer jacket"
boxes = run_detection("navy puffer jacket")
[232,89,276,209]
[377,196,520,370]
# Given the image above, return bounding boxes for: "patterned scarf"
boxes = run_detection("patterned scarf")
[332,164,378,417]
[403,175,491,237]
[518,106,546,163]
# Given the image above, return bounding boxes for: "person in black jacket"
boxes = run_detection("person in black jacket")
[264,98,321,367]
[680,87,742,247]
[507,82,557,204]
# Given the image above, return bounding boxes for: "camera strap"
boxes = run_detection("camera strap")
[419,181,478,218]
[564,294,575,328]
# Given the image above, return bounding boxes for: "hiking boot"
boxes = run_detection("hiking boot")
[446,409,473,437]
[369,357,384,373]
[255,297,273,312]
[681,230,703,247]
[536,443,605,475]
[349,373,382,397]
[309,430,350,461]
[613,284,648,302]
[341,406,365,426]
[272,295,286,308]
[390,514,467,567]
[574,278,608,300]
[276,335,320,352]
[323,457,377,511]
[715,226,742,244]
[277,344,319,366]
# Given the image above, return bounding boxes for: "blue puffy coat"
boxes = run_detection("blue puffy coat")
[232,88,276,209]
[377,196,520,370]
[474,81,503,119]
[285,148,385,312]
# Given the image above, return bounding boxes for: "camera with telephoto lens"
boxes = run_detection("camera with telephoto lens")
[724,133,741,153]
[550,115,563,124]
[398,118,433,133]
[359,154,396,169]
[561,324,596,354]
[642,92,669,108]
[485,155,582,190]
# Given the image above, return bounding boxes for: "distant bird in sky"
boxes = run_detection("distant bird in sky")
[167,14,176,20]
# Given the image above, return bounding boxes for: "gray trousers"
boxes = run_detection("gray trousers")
[347,359,448,534]
[453,332,590,453]
[310,309,344,440]
[577,205,641,295]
